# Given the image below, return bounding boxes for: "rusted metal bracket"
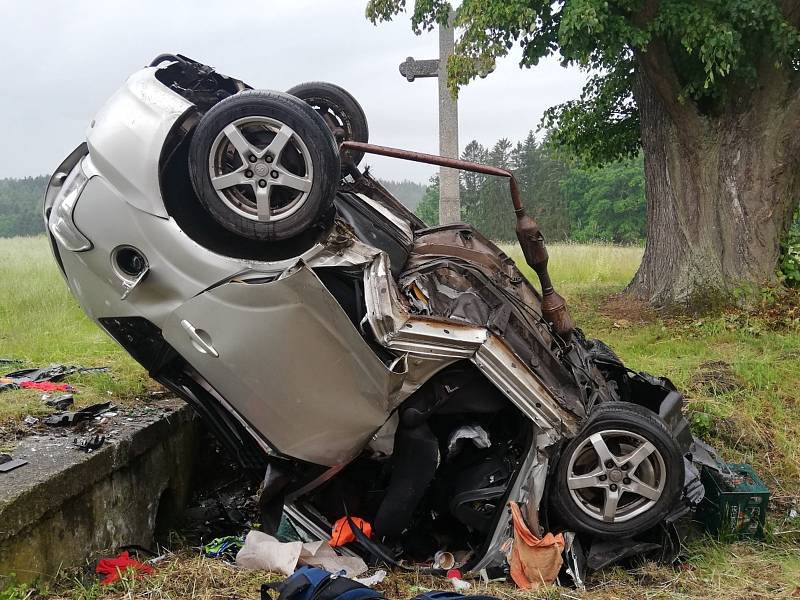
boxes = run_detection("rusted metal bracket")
[340,141,574,337]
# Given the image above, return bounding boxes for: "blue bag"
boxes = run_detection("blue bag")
[411,592,500,600]
[261,566,385,600]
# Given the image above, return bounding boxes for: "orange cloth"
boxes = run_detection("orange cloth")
[329,517,373,547]
[508,501,565,589]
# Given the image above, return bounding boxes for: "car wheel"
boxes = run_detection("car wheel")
[188,90,339,241]
[286,82,368,168]
[551,402,684,538]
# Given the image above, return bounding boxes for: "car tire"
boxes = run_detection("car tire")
[286,82,368,168]
[550,402,684,538]
[188,89,339,241]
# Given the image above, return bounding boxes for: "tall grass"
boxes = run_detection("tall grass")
[0,236,148,420]
[502,242,643,294]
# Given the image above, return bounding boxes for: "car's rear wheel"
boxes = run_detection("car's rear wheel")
[188,90,339,241]
[551,402,684,538]
[286,82,368,168]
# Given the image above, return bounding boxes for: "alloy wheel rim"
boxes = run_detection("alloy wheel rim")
[566,428,666,523]
[208,116,314,223]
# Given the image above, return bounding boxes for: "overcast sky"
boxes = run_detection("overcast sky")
[0,0,586,183]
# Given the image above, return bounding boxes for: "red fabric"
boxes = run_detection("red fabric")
[19,381,72,392]
[328,517,373,547]
[96,551,154,585]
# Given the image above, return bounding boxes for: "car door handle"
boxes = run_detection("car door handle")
[180,319,219,358]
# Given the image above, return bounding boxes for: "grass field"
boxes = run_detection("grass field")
[1,236,798,599]
[0,236,150,427]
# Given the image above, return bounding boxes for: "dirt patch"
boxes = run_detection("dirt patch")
[759,289,800,330]
[599,293,657,325]
[689,360,746,396]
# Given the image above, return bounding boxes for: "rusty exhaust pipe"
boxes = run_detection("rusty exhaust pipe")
[340,141,573,337]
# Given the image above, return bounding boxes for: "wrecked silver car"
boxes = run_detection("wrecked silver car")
[44,54,708,577]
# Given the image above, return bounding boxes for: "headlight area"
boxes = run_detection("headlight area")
[48,160,92,252]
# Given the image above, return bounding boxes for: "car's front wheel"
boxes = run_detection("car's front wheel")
[550,402,684,538]
[188,90,339,241]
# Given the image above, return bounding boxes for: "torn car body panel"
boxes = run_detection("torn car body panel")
[362,251,581,442]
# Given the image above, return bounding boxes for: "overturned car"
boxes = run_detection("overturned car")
[45,54,712,578]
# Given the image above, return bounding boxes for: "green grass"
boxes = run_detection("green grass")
[504,241,645,297]
[0,236,149,424]
[1,236,798,598]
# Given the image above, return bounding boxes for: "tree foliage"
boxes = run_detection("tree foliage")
[366,0,800,164]
[780,214,800,287]
[562,155,646,244]
[0,176,47,238]
[413,132,646,243]
[416,176,440,226]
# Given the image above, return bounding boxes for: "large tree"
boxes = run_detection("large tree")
[367,0,800,306]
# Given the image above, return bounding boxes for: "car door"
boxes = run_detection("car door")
[162,263,400,467]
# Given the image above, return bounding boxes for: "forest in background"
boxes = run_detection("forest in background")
[0,175,430,238]
[0,176,49,238]
[415,131,646,244]
[0,133,646,243]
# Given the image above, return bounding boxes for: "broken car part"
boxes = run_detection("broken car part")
[44,54,717,579]
[0,454,28,473]
[74,434,106,453]
[43,401,114,426]
[45,393,75,411]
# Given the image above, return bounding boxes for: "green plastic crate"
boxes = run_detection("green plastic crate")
[696,463,769,539]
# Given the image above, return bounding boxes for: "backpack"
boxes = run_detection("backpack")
[261,566,386,600]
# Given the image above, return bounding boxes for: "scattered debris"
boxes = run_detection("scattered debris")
[448,575,471,592]
[354,569,387,587]
[95,550,154,585]
[236,530,367,578]
[74,434,106,453]
[0,363,108,393]
[432,551,455,570]
[329,516,372,547]
[23,415,39,426]
[0,453,28,473]
[0,458,28,473]
[43,401,114,426]
[20,381,73,393]
[45,393,74,410]
[203,535,245,559]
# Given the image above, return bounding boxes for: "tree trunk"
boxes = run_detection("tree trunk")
[627,62,800,308]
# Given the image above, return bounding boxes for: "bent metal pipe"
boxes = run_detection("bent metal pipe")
[340,141,574,337]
